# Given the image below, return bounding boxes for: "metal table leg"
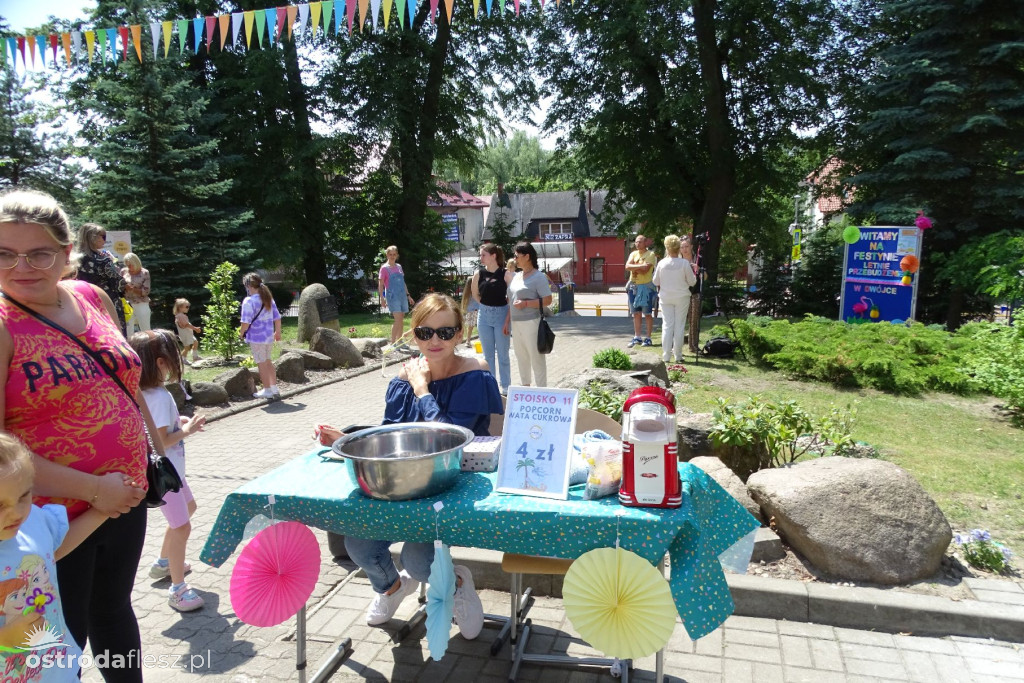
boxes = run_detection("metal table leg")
[296,604,352,683]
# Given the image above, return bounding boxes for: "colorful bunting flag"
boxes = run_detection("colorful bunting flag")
[62,32,72,65]
[206,16,216,51]
[335,2,344,34]
[486,0,493,16]
[219,15,231,50]
[298,4,310,38]
[243,11,255,49]
[346,0,356,33]
[513,0,519,16]
[49,34,59,65]
[106,28,117,63]
[97,30,108,65]
[310,2,322,37]
[408,0,416,28]
[162,21,172,58]
[84,32,94,64]
[131,25,142,61]
[286,6,298,39]
[231,13,243,49]
[276,7,287,41]
[118,26,129,61]
[472,0,480,17]
[192,17,203,53]
[429,0,438,24]
[72,31,82,62]
[14,37,24,69]
[370,0,381,29]
[150,23,160,59]
[397,0,407,28]
[384,0,393,28]
[266,9,277,46]
[176,20,188,55]
[323,2,334,35]
[0,37,5,69]
[444,0,454,23]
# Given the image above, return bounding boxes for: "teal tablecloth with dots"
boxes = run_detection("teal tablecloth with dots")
[200,447,759,639]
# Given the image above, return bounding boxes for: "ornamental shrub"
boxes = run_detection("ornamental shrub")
[592,348,632,370]
[201,261,244,361]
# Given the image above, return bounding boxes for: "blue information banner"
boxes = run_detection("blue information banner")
[839,226,921,324]
[442,213,460,241]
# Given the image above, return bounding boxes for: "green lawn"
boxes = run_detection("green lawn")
[654,350,1024,549]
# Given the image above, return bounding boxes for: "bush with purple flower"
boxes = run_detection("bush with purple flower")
[953,529,1013,573]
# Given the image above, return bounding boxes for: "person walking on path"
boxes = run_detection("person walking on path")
[121,252,152,334]
[378,245,415,348]
[471,243,513,394]
[509,242,553,387]
[130,329,207,613]
[0,189,153,683]
[173,298,203,365]
[625,234,658,348]
[239,272,282,399]
[653,234,698,363]
[75,222,127,335]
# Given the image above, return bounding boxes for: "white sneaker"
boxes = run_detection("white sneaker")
[253,388,272,399]
[366,570,419,626]
[270,386,280,396]
[452,565,483,640]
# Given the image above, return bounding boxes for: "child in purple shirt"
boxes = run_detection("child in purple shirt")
[239,272,282,399]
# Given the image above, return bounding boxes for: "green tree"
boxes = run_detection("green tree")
[201,261,243,361]
[536,1,857,287]
[60,0,253,324]
[843,0,1024,327]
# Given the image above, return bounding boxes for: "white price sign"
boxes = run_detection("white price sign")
[496,386,578,500]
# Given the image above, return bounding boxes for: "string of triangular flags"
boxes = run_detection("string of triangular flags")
[2,0,566,72]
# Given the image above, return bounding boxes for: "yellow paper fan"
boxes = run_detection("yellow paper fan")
[562,546,676,660]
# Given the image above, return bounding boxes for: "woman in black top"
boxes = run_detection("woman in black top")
[75,223,127,335]
[471,243,513,394]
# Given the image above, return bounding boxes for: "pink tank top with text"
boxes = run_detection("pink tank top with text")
[2,280,146,519]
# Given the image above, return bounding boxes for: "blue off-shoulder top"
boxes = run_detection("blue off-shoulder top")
[383,369,503,436]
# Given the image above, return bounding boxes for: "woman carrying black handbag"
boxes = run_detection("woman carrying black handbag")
[508,242,554,386]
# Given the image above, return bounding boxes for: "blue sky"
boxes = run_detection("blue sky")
[1,0,96,32]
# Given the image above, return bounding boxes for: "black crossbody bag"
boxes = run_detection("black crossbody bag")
[1,291,182,507]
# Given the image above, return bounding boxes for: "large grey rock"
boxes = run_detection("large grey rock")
[350,338,384,360]
[688,456,762,523]
[274,352,308,383]
[747,457,952,584]
[629,358,670,385]
[556,368,647,396]
[190,381,229,407]
[289,349,335,370]
[213,367,258,399]
[677,412,715,460]
[297,284,341,343]
[310,328,365,368]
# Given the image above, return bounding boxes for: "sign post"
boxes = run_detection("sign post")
[496,386,578,499]
[839,226,922,324]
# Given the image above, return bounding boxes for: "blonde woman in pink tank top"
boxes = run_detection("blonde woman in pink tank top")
[0,189,164,683]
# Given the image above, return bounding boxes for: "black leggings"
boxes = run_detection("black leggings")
[57,504,147,683]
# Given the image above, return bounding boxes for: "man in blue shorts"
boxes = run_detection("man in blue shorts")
[625,234,658,347]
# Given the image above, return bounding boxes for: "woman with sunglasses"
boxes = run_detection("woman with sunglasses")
[315,293,501,638]
[75,222,127,335]
[0,189,158,682]
[509,242,553,386]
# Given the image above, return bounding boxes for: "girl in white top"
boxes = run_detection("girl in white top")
[508,242,553,386]
[652,234,698,363]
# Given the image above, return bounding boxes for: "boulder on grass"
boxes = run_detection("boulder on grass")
[190,382,229,407]
[747,457,952,584]
[677,412,715,460]
[629,358,670,385]
[274,352,307,384]
[310,328,365,369]
[289,349,335,370]
[297,284,341,343]
[214,367,258,399]
[688,456,762,522]
[556,368,646,396]
[350,338,383,360]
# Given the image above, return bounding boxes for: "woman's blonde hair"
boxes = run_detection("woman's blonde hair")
[0,433,34,479]
[173,298,190,314]
[411,293,463,330]
[123,252,142,270]
[75,222,108,256]
[664,234,681,256]
[460,277,474,313]
[385,245,398,255]
[0,189,73,247]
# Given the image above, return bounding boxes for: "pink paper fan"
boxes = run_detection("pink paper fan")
[230,521,321,627]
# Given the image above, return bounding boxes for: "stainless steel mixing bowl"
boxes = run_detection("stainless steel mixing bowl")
[330,423,474,501]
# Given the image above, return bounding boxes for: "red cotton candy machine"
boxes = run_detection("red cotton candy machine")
[619,386,682,508]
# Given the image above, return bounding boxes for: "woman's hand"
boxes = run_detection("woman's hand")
[405,356,432,396]
[314,424,344,447]
[92,472,145,517]
[502,319,511,335]
[513,299,529,310]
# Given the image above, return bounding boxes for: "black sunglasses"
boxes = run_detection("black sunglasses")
[413,325,461,341]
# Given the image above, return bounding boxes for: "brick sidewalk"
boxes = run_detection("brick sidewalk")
[80,316,1023,682]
